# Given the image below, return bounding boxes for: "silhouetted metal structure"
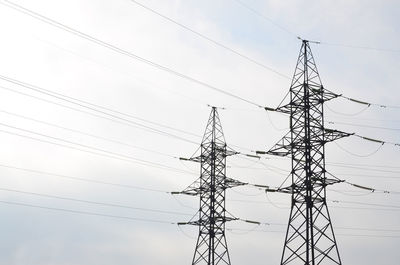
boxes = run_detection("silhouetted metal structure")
[175,107,243,265]
[262,40,351,265]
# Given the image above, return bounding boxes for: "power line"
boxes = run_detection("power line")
[0,187,191,216]
[226,228,400,238]
[344,131,400,148]
[334,140,386,158]
[0,109,178,159]
[267,91,400,116]
[329,161,400,170]
[0,76,261,155]
[231,0,400,54]
[0,0,263,108]
[230,196,400,211]
[325,103,371,117]
[326,115,400,124]
[333,173,400,180]
[0,163,169,193]
[0,124,195,175]
[342,181,400,196]
[37,36,211,108]
[230,0,298,38]
[332,206,400,212]
[8,82,261,155]
[329,162,400,174]
[238,152,400,175]
[0,84,198,145]
[0,199,175,224]
[128,0,290,79]
[0,85,258,158]
[328,121,400,131]
[230,198,400,213]
[330,199,400,210]
[2,198,398,236]
[0,74,201,139]
[232,0,400,54]
[339,94,400,109]
[0,76,199,145]
[319,41,400,53]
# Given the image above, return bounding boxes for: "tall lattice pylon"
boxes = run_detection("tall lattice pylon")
[174,107,243,265]
[262,40,352,265]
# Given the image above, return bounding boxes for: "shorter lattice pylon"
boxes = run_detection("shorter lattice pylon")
[173,107,244,265]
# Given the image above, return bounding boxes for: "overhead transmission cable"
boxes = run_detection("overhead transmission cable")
[264,106,400,149]
[0,163,169,193]
[0,84,198,145]
[231,0,400,53]
[324,172,400,196]
[0,87,259,162]
[318,41,400,53]
[1,111,256,174]
[0,75,199,144]
[250,148,400,174]
[230,0,298,38]
[0,109,178,159]
[329,161,400,170]
[0,199,176,224]
[341,182,400,196]
[329,163,400,174]
[0,76,262,155]
[226,228,400,238]
[334,141,384,158]
[338,94,400,109]
[36,36,211,108]
[5,162,393,213]
[0,0,263,108]
[229,198,400,213]
[0,83,261,168]
[0,122,195,175]
[325,103,370,116]
[2,198,399,237]
[0,187,191,216]
[1,187,397,234]
[129,0,290,79]
[328,121,400,132]
[0,74,200,138]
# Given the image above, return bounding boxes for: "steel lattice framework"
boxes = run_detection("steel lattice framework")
[266,40,352,265]
[175,107,243,265]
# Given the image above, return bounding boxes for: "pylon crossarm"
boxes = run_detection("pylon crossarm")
[274,104,292,115]
[256,132,292,157]
[265,89,339,116]
[225,177,247,188]
[180,150,238,164]
[324,178,345,186]
[225,149,239,157]
[173,176,250,196]
[324,128,354,142]
[180,216,239,226]
[172,177,202,196]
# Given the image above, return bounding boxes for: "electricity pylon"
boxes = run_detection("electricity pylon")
[261,40,352,265]
[174,107,244,265]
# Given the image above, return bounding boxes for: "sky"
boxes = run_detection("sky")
[0,0,399,264]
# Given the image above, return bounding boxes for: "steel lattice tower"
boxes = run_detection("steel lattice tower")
[175,107,243,265]
[264,40,352,265]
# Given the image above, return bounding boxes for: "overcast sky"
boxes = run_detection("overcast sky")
[0,0,399,264]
